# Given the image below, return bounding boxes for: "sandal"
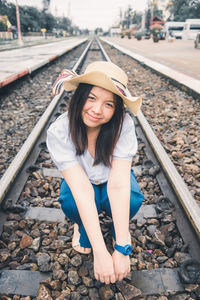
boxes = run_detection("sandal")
[72,224,92,255]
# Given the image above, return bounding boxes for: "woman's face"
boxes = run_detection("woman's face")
[81,86,115,131]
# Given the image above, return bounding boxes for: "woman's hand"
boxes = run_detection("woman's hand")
[93,250,116,284]
[112,250,131,281]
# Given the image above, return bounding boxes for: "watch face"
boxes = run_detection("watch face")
[124,245,132,255]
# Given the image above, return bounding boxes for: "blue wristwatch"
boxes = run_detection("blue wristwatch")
[115,243,133,255]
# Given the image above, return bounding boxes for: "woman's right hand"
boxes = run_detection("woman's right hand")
[93,250,116,284]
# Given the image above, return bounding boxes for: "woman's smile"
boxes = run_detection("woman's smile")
[86,112,101,121]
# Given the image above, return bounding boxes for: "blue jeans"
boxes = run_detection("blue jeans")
[59,170,144,248]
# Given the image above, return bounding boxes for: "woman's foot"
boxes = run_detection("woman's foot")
[72,224,92,254]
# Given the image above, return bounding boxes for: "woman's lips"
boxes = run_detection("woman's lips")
[87,112,101,121]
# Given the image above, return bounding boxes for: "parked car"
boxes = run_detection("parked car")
[164,22,185,39]
[182,19,200,40]
[194,32,200,48]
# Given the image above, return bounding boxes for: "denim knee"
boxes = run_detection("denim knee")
[59,179,81,224]
[129,170,144,218]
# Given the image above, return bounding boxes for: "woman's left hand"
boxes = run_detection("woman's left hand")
[112,250,131,281]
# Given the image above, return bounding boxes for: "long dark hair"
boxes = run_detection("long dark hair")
[68,83,125,166]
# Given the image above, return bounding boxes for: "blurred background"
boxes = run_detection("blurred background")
[0,0,200,42]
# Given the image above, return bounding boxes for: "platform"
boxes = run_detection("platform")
[101,37,200,96]
[0,37,87,88]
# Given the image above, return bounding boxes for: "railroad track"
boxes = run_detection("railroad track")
[0,38,200,299]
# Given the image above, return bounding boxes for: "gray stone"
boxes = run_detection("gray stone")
[70,254,82,267]
[3,221,18,234]
[43,167,61,178]
[52,268,65,280]
[116,282,142,300]
[82,276,94,287]
[71,292,81,300]
[169,293,190,300]
[89,288,100,300]
[39,262,52,272]
[77,284,88,296]
[37,253,50,266]
[157,256,169,263]
[147,225,157,236]
[174,252,192,264]
[0,270,49,297]
[99,285,114,300]
[131,268,184,295]
[115,293,125,300]
[25,207,66,223]
[132,166,143,177]
[68,269,81,286]
[134,205,157,221]
[152,230,165,246]
[29,237,41,252]
[37,284,53,300]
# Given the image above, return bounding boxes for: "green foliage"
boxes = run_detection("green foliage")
[168,0,200,21]
[153,5,163,19]
[0,0,74,33]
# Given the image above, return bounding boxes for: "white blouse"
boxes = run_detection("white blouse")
[46,112,138,184]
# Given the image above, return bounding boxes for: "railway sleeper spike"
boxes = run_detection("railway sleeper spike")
[179,259,200,284]
[142,159,154,175]
[143,159,154,169]
[155,196,175,214]
[38,141,47,149]
[54,112,62,118]
[136,137,143,144]
[148,165,160,177]
[59,102,67,108]
[26,165,41,174]
[1,201,27,213]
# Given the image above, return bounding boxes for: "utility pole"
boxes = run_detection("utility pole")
[16,0,23,45]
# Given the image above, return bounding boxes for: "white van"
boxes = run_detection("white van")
[164,22,185,39]
[182,19,200,40]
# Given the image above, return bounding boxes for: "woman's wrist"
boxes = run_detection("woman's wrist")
[92,244,109,256]
[115,232,130,246]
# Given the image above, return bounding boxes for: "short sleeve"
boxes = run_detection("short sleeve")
[113,113,138,161]
[46,113,78,171]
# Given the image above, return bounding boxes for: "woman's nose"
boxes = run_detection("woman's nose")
[92,103,102,114]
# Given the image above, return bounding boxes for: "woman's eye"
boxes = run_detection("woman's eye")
[88,96,95,101]
[106,103,114,108]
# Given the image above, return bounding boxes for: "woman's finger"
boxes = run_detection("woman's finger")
[104,276,110,285]
[100,275,105,283]
[110,273,116,284]
[118,274,124,282]
[95,273,100,281]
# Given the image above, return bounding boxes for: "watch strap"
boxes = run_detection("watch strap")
[115,243,132,255]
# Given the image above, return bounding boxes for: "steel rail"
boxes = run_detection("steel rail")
[97,38,200,240]
[0,39,92,205]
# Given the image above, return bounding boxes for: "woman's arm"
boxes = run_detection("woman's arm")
[107,159,132,281]
[61,164,116,284]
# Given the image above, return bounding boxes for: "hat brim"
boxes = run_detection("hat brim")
[63,71,142,116]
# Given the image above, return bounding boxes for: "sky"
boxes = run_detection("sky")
[8,0,148,30]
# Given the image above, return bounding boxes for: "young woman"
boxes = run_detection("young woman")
[46,61,144,284]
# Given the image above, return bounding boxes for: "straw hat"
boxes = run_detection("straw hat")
[53,61,142,115]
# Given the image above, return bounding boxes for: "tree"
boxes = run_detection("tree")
[168,0,200,21]
[153,4,163,19]
[0,0,76,34]
[132,12,142,25]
